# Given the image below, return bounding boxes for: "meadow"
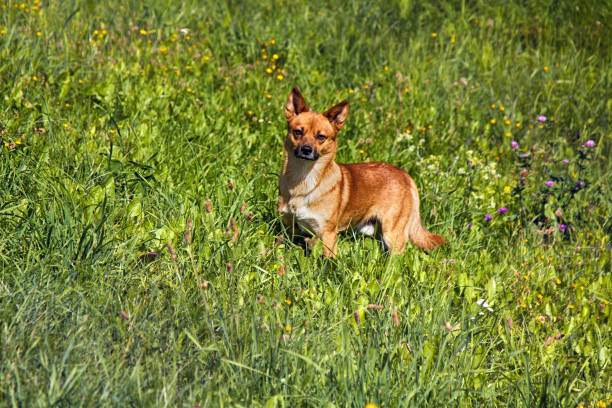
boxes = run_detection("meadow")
[1,0,610,406]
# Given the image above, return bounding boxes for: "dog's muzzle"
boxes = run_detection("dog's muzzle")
[294,145,319,161]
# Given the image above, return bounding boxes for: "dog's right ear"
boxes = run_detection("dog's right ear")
[285,87,309,121]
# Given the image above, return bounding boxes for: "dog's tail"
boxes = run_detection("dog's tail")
[406,180,446,250]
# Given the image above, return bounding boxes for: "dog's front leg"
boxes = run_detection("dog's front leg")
[278,196,295,238]
[281,213,296,238]
[320,228,338,258]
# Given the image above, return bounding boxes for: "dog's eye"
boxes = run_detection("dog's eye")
[293,129,303,137]
[316,134,327,142]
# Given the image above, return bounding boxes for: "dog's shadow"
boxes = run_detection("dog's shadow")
[263,210,389,257]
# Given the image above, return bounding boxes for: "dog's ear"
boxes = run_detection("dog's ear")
[285,87,309,121]
[323,100,349,131]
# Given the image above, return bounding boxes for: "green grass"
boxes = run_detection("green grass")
[1,0,611,406]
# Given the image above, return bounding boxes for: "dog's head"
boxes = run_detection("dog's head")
[284,87,348,162]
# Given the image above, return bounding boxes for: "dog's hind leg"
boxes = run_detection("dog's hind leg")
[380,217,407,255]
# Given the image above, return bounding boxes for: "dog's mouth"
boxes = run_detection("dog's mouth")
[294,148,319,161]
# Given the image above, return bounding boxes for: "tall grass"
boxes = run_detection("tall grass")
[1,0,610,406]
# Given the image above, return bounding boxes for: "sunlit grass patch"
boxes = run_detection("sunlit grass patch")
[0,0,610,406]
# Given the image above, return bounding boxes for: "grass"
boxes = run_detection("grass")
[1,0,611,406]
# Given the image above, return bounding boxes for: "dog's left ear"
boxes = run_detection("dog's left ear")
[323,100,349,131]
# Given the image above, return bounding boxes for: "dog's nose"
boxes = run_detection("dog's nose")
[300,145,313,155]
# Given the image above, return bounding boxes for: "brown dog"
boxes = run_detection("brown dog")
[278,87,445,257]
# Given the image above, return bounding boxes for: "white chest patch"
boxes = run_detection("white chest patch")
[288,199,324,233]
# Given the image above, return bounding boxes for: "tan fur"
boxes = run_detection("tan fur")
[278,87,445,257]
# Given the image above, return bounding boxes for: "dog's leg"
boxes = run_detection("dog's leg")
[278,196,295,238]
[281,213,296,238]
[381,219,407,255]
[320,229,338,258]
[281,213,311,255]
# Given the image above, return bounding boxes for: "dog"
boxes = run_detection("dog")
[278,87,445,257]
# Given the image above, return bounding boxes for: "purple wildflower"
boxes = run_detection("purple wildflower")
[520,153,529,158]
[537,115,547,122]
[511,141,519,151]
[485,214,492,221]
[497,207,508,213]
[558,224,567,232]
[562,159,569,163]
[545,180,554,187]
[577,181,584,189]
[584,139,595,147]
